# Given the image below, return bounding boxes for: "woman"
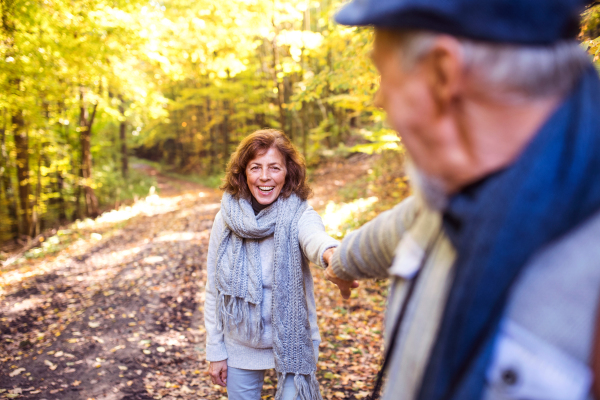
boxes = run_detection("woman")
[204,129,338,400]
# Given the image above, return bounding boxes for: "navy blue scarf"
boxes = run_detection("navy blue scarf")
[417,67,600,400]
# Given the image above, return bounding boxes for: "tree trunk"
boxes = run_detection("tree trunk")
[195,105,204,162]
[74,181,82,220]
[13,109,30,236]
[300,6,310,157]
[0,110,18,239]
[206,97,216,174]
[55,166,66,222]
[79,89,99,218]
[301,105,308,158]
[324,46,334,148]
[178,140,185,170]
[118,96,128,179]
[57,99,76,221]
[223,99,230,165]
[223,71,231,164]
[120,121,128,179]
[0,117,19,242]
[31,138,42,237]
[272,30,286,133]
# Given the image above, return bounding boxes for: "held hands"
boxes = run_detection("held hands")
[208,360,228,386]
[324,267,359,299]
[323,248,359,300]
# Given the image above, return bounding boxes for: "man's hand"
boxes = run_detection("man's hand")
[208,360,228,386]
[324,266,359,299]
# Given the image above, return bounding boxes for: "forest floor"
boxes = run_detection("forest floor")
[0,156,390,400]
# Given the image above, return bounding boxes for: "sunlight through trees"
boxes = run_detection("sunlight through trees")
[1,0,599,245]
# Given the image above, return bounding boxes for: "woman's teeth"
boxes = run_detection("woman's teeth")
[259,186,274,192]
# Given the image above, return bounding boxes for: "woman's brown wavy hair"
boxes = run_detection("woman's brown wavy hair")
[221,129,312,201]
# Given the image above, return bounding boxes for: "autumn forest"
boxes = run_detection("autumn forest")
[2,1,600,399]
[0,0,404,246]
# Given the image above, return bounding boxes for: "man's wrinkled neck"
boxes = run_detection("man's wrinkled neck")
[406,160,449,211]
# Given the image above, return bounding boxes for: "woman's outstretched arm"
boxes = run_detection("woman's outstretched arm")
[297,205,340,268]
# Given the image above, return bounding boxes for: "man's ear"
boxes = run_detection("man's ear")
[420,35,464,115]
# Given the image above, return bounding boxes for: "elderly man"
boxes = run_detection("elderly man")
[321,0,600,399]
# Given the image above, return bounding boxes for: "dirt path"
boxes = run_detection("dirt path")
[1,163,386,400]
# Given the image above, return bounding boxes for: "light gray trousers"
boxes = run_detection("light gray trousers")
[226,367,297,400]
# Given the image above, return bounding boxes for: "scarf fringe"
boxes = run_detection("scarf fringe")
[274,372,322,400]
[216,293,263,343]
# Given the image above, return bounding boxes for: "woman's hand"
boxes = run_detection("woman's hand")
[324,266,359,299]
[323,248,336,267]
[208,360,228,386]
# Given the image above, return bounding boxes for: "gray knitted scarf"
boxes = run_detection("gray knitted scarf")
[215,192,322,400]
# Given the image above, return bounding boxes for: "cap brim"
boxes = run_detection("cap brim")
[334,1,376,26]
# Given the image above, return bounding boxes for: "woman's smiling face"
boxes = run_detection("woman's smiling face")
[246,147,287,205]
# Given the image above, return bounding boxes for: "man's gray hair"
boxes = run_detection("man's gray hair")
[395,30,591,101]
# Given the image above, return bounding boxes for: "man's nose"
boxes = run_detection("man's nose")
[373,88,384,109]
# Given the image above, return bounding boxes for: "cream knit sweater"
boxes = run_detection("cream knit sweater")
[204,205,338,369]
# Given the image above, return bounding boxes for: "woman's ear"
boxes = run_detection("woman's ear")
[420,35,464,116]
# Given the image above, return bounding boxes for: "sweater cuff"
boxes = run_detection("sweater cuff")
[330,248,356,281]
[206,341,228,362]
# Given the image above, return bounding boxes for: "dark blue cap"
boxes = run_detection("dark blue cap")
[335,0,589,45]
